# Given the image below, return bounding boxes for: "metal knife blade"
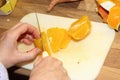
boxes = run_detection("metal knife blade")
[35,13,44,51]
[35,13,42,35]
[35,13,52,55]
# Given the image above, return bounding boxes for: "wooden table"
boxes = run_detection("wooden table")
[0,0,120,80]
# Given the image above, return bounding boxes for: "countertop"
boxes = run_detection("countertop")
[0,0,120,80]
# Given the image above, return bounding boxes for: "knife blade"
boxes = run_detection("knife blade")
[35,13,41,36]
[35,13,52,55]
[34,13,44,51]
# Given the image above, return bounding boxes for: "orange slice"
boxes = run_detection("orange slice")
[34,38,43,51]
[34,32,52,56]
[47,27,71,53]
[41,32,53,55]
[60,31,71,49]
[68,16,91,41]
[107,3,120,31]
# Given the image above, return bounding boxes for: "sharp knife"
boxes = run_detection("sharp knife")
[35,13,52,55]
[35,13,42,36]
[35,13,44,51]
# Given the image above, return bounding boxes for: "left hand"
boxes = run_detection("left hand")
[48,0,78,11]
[0,22,41,68]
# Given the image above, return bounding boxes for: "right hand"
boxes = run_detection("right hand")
[30,56,70,80]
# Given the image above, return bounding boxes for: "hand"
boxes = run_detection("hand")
[30,56,70,80]
[48,0,78,11]
[0,22,41,68]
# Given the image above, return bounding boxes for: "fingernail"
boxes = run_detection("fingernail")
[36,48,41,53]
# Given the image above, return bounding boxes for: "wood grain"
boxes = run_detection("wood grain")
[0,0,120,80]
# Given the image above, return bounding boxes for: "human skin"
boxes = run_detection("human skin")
[0,22,70,80]
[30,56,71,80]
[48,0,78,11]
[0,22,41,68]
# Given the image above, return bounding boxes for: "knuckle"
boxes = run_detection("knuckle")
[5,31,13,39]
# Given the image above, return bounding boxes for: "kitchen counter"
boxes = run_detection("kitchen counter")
[0,0,120,80]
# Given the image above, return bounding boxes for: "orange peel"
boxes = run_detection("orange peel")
[107,3,120,31]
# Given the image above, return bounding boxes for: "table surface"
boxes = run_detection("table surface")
[0,0,120,80]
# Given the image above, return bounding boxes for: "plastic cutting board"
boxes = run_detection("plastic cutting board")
[18,13,115,80]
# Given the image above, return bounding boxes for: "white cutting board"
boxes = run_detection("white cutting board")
[19,13,115,80]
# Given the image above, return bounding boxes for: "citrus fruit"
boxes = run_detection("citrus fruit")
[107,3,120,31]
[60,31,71,49]
[47,27,71,53]
[41,32,53,55]
[34,32,53,56]
[34,38,43,51]
[68,16,91,41]
[97,5,108,23]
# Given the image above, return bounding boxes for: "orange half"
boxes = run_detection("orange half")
[68,16,91,41]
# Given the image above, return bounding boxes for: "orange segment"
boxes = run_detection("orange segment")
[33,32,53,55]
[60,31,71,49]
[47,27,70,52]
[41,32,53,55]
[34,38,43,51]
[107,3,120,30]
[68,16,91,41]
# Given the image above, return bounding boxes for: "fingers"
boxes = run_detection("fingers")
[17,48,41,62]
[48,0,79,11]
[19,34,34,45]
[48,0,58,11]
[34,56,63,70]
[11,22,40,40]
[34,52,48,67]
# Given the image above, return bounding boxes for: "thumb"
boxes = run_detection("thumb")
[18,48,41,62]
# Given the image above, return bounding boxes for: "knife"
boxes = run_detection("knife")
[35,13,52,55]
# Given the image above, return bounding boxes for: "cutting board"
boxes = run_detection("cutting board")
[19,13,115,80]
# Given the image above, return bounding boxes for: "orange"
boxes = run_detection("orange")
[34,38,43,52]
[47,27,71,53]
[111,0,120,3]
[34,32,52,56]
[60,31,71,49]
[68,16,91,41]
[41,32,53,55]
[97,0,110,4]
[97,5,108,23]
[107,3,120,31]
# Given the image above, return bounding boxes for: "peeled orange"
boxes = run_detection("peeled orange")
[34,38,43,52]
[107,3,120,31]
[34,16,91,55]
[47,27,71,53]
[34,32,53,55]
[68,16,91,41]
[41,32,53,55]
